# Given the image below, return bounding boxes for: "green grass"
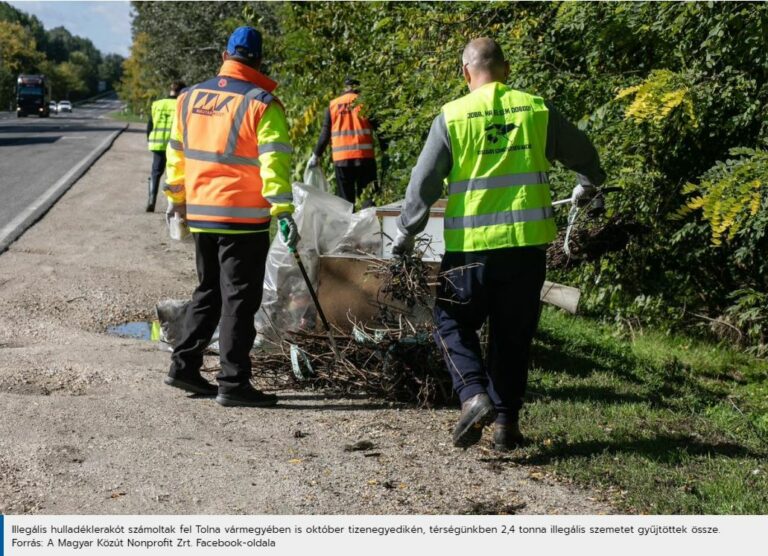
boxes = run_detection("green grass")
[515,307,768,513]
[107,109,146,123]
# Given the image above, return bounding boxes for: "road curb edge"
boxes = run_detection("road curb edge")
[0,122,129,254]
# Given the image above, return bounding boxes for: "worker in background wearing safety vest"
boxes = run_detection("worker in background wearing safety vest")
[146,81,185,212]
[162,26,298,407]
[393,38,606,450]
[308,77,387,207]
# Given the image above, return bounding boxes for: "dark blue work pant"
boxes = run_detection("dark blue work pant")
[434,246,546,424]
[148,150,166,207]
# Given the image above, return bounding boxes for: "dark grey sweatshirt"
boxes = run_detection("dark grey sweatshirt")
[397,98,606,236]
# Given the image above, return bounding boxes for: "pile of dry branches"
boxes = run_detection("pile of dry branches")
[248,249,456,407]
[548,217,648,269]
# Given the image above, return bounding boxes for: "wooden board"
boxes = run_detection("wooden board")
[316,256,581,331]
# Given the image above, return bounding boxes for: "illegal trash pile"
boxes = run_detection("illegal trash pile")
[253,248,455,407]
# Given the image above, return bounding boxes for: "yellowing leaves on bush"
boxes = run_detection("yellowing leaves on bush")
[615,69,698,128]
[675,150,767,245]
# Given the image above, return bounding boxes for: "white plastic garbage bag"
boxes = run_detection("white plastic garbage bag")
[303,159,330,193]
[255,182,381,345]
[155,299,219,351]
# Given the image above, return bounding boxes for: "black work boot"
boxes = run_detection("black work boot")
[492,421,525,452]
[452,393,497,448]
[216,384,278,408]
[164,373,217,395]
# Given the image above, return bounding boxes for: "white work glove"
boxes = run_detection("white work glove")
[391,229,415,256]
[307,154,320,168]
[571,184,596,208]
[278,213,301,251]
[165,200,186,227]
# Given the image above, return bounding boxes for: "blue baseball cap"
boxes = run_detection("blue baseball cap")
[226,26,262,60]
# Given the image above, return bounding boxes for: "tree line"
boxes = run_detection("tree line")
[122,1,768,353]
[0,1,124,109]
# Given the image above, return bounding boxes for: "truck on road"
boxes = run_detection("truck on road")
[16,74,52,118]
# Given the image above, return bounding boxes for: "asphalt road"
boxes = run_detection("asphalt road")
[0,95,129,233]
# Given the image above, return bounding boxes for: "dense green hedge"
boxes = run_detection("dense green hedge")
[125,1,768,352]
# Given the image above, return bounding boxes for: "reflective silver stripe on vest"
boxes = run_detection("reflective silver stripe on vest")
[162,182,183,193]
[186,204,271,219]
[331,129,371,137]
[444,207,554,230]
[180,85,198,149]
[168,139,183,151]
[448,172,549,196]
[332,143,374,152]
[264,193,294,204]
[259,142,293,155]
[152,127,172,132]
[226,86,268,154]
[184,149,260,166]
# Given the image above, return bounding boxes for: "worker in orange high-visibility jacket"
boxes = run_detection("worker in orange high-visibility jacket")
[162,26,299,408]
[308,77,388,207]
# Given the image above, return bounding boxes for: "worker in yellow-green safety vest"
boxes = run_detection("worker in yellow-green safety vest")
[146,80,185,212]
[392,38,606,451]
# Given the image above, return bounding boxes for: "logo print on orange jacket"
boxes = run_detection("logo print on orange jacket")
[330,92,374,162]
[192,92,236,116]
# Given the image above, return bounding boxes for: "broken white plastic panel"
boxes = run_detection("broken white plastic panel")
[540,280,580,314]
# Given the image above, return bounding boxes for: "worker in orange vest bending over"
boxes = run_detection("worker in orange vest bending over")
[162,26,298,407]
[308,77,387,207]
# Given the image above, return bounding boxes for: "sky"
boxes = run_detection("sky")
[9,0,132,57]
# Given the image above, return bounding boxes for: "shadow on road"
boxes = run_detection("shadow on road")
[0,136,61,146]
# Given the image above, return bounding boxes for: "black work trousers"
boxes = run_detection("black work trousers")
[149,150,166,207]
[170,232,269,392]
[433,246,546,424]
[334,159,377,207]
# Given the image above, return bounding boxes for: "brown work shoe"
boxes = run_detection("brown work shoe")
[492,422,525,452]
[452,393,497,448]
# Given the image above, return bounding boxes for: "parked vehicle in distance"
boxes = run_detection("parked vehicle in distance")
[57,100,72,113]
[16,74,51,117]
[49,100,58,114]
